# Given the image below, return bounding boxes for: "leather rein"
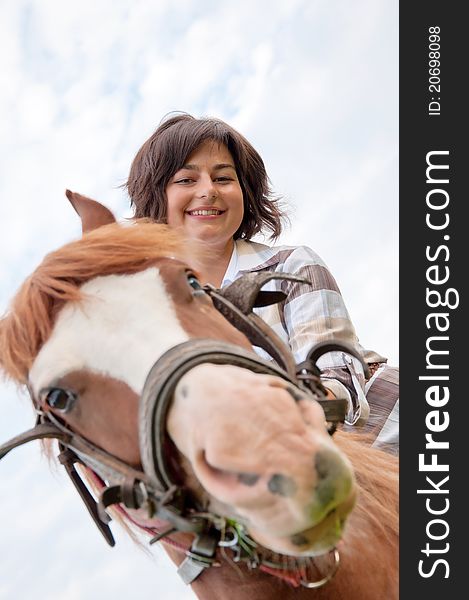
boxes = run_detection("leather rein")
[0,272,368,587]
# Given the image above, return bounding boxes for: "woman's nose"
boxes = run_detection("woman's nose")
[196,175,217,200]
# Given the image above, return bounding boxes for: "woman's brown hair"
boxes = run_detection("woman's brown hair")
[126,113,286,240]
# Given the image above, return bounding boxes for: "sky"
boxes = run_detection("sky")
[0,1,398,598]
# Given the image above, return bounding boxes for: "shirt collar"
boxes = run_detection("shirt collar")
[222,239,282,285]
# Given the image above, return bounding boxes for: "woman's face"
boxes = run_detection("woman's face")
[165,140,244,249]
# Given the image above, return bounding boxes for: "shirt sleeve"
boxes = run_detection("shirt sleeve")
[278,246,377,424]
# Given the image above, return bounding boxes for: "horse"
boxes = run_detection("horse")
[0,191,398,599]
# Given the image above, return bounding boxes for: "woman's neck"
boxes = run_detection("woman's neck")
[192,238,235,288]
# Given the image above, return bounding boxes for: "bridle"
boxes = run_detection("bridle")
[0,271,368,587]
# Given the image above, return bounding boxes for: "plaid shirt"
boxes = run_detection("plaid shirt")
[222,239,399,453]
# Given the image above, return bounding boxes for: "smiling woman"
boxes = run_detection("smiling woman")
[126,113,399,454]
[127,114,285,289]
[165,140,245,286]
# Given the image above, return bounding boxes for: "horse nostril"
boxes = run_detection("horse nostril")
[312,448,354,514]
[237,472,260,486]
[267,473,298,497]
[315,448,344,480]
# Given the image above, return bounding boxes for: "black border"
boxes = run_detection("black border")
[400,3,464,596]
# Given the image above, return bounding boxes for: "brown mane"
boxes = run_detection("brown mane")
[0,221,197,384]
[336,432,398,543]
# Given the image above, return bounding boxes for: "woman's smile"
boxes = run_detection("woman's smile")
[185,206,226,218]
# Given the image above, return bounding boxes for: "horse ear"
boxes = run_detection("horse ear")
[65,189,117,234]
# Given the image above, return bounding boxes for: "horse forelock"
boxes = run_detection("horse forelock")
[0,221,200,385]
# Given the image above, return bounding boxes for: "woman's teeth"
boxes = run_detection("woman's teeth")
[187,209,223,216]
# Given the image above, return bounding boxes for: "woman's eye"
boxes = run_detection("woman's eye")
[41,388,77,413]
[187,273,202,290]
[175,178,193,184]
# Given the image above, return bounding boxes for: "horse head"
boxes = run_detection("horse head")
[0,191,398,598]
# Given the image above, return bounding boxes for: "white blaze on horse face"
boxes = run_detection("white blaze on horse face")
[29,268,190,396]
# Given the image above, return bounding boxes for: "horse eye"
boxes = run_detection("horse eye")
[187,273,202,290]
[41,388,77,413]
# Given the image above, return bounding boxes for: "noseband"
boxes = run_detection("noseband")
[0,272,368,587]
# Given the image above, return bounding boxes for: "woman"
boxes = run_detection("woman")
[126,113,398,452]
